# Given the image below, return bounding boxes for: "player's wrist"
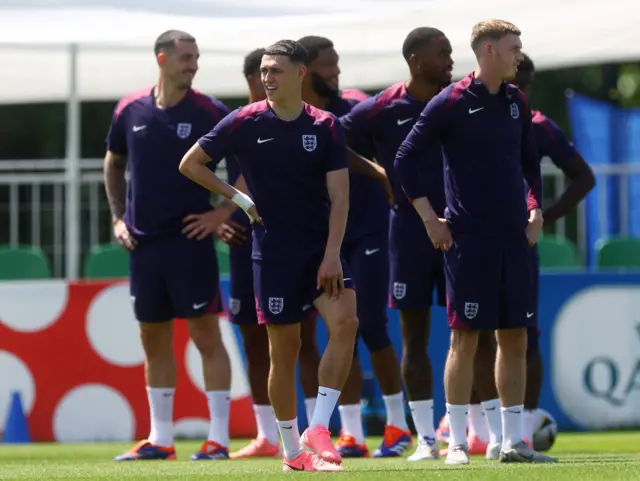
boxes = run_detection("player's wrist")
[231,191,254,212]
[529,208,543,222]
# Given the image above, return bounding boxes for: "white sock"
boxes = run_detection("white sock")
[254,404,279,444]
[338,404,365,444]
[277,418,302,460]
[468,403,490,442]
[446,403,468,447]
[146,387,174,447]
[501,405,524,450]
[481,398,503,444]
[408,399,436,440]
[382,392,408,431]
[523,408,537,442]
[310,387,340,429]
[304,398,316,425]
[206,390,230,447]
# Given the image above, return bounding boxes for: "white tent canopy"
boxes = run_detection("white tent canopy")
[0,0,638,103]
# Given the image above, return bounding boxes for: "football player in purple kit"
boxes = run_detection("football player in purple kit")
[463,53,595,456]
[296,35,407,460]
[179,39,358,472]
[395,19,558,464]
[339,27,454,461]
[228,47,322,459]
[105,30,232,462]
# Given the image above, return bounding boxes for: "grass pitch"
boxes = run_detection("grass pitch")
[1,431,639,480]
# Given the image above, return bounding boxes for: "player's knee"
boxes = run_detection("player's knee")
[268,327,301,365]
[188,315,224,356]
[360,324,392,352]
[139,322,174,359]
[329,313,359,341]
[449,329,479,359]
[496,328,527,358]
[241,325,270,365]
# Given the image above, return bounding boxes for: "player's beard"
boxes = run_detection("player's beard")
[310,72,339,99]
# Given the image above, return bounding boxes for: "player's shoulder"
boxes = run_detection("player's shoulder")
[530,110,565,139]
[114,86,153,117]
[225,100,271,131]
[305,104,341,133]
[440,75,474,109]
[341,88,369,102]
[531,109,549,125]
[187,89,231,121]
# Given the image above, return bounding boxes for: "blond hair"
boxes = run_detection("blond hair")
[471,19,521,52]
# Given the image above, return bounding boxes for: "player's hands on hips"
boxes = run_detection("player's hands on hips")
[526,208,544,246]
[215,220,248,246]
[424,218,453,251]
[317,251,344,300]
[182,209,231,240]
[113,219,137,252]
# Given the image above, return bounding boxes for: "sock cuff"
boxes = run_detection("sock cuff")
[318,386,341,396]
[409,399,434,408]
[481,398,500,408]
[338,403,362,413]
[382,392,404,401]
[146,386,175,394]
[500,404,524,412]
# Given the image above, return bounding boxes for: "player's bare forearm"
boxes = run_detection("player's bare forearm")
[325,168,349,256]
[347,148,385,181]
[543,154,595,223]
[180,144,240,201]
[104,151,127,221]
[411,196,439,223]
[217,175,248,214]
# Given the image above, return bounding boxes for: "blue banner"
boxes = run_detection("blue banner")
[567,92,640,264]
[221,273,640,432]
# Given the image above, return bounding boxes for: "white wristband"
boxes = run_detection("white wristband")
[231,191,256,222]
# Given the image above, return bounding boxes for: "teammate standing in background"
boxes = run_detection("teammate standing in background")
[339,27,453,460]
[179,40,358,472]
[296,35,406,460]
[228,47,322,459]
[395,19,556,464]
[106,30,232,461]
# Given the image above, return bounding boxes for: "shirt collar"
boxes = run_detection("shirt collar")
[467,71,510,98]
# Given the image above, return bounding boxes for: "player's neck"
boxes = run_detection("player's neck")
[268,98,304,121]
[302,88,329,110]
[405,78,440,102]
[154,78,189,109]
[474,66,502,94]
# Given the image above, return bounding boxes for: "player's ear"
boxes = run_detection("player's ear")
[299,65,308,81]
[157,51,167,66]
[408,53,418,71]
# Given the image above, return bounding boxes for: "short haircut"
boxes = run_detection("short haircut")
[154,30,196,55]
[243,48,266,77]
[402,27,446,61]
[297,36,333,64]
[470,19,521,52]
[515,53,535,89]
[263,39,309,65]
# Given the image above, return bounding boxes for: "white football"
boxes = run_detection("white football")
[532,408,558,452]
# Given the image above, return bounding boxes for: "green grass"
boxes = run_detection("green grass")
[1,432,640,480]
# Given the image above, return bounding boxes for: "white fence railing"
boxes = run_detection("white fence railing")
[0,158,635,278]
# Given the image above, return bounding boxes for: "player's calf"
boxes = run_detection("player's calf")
[187,314,232,460]
[495,328,527,452]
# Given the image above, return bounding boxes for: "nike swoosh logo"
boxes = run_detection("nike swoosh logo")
[527,312,534,318]
[397,118,413,125]
[468,107,484,114]
[284,462,304,471]
[257,137,274,144]
[281,426,293,430]
[193,302,208,310]
[485,407,496,411]
[318,391,327,396]
[365,248,380,256]
[132,125,147,132]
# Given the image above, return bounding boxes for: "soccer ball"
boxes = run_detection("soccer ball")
[532,409,558,452]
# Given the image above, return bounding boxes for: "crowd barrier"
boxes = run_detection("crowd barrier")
[0,273,639,441]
